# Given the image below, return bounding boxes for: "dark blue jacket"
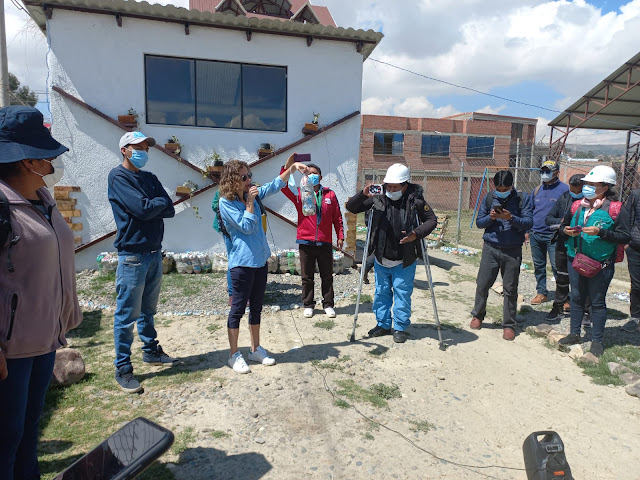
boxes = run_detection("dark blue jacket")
[529,179,569,234]
[477,189,533,249]
[108,165,175,254]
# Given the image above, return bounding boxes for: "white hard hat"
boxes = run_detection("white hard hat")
[383,163,410,184]
[582,165,616,185]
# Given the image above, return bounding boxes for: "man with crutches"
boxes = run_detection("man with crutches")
[346,164,437,343]
[470,170,533,341]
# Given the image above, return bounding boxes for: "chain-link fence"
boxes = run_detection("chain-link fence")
[359,156,631,282]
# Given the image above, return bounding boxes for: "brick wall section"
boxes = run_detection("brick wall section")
[54,186,83,245]
[359,114,537,209]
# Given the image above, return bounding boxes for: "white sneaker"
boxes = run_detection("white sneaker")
[303,308,314,318]
[228,351,251,374]
[247,346,276,366]
[324,307,336,318]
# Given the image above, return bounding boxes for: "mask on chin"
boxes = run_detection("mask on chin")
[30,157,64,188]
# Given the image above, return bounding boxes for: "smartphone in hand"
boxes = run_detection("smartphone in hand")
[572,226,583,233]
[494,205,504,214]
[369,184,383,195]
[293,153,311,162]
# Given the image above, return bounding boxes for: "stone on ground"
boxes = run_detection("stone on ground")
[619,373,640,386]
[547,331,565,346]
[51,348,85,387]
[579,352,600,365]
[624,382,640,398]
[607,362,632,376]
[567,345,584,360]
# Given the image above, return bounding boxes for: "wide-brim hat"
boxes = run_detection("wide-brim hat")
[0,106,68,163]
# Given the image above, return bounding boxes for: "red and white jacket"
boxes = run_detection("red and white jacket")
[281,178,344,245]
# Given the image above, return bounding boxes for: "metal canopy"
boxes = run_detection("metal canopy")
[549,51,640,131]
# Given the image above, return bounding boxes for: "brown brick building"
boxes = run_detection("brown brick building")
[359,113,538,210]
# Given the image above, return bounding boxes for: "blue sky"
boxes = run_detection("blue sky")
[7,0,640,143]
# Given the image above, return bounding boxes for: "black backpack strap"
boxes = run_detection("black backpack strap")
[484,192,493,213]
[0,189,19,272]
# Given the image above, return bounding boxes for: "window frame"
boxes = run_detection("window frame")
[144,54,288,132]
[421,134,451,157]
[466,136,495,159]
[373,132,404,156]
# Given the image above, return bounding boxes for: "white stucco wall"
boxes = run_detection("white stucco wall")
[46,9,364,270]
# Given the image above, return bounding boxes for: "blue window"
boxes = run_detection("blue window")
[466,136,494,158]
[145,55,287,131]
[421,135,450,156]
[373,133,404,155]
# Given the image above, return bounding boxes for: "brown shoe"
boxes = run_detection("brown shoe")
[470,317,482,330]
[563,302,571,312]
[503,328,515,341]
[530,294,548,305]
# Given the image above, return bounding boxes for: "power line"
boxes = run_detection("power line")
[367,57,640,131]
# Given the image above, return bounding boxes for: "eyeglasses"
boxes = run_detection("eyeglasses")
[241,172,253,182]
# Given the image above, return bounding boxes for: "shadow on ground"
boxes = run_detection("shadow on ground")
[172,446,271,480]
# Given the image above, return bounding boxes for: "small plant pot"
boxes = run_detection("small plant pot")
[118,115,136,123]
[207,165,224,175]
[176,186,191,197]
[258,148,273,158]
[302,122,319,135]
[164,143,180,152]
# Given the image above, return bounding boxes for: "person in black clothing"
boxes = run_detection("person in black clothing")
[346,164,437,343]
[545,174,591,324]
[470,170,533,341]
[622,188,640,333]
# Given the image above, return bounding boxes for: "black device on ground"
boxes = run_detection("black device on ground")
[293,153,311,162]
[523,431,572,480]
[54,418,174,480]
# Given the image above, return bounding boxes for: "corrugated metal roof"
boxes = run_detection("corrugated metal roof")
[549,51,640,131]
[23,0,382,58]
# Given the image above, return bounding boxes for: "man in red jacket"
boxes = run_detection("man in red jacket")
[283,154,344,318]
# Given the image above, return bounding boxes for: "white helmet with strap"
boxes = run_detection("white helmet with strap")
[582,165,616,185]
[383,163,410,184]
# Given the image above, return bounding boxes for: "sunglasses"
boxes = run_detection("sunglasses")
[241,172,253,182]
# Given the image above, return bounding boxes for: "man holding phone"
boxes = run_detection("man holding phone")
[471,170,533,340]
[282,153,344,318]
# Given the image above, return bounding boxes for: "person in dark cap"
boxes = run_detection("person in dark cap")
[0,106,83,480]
[108,131,178,393]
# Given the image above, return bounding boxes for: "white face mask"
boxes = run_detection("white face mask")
[541,172,554,183]
[30,157,64,188]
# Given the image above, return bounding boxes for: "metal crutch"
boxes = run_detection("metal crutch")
[416,213,447,351]
[350,211,374,342]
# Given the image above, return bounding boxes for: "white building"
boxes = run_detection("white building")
[23,0,382,270]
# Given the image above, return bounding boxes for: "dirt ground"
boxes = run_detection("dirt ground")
[141,249,640,480]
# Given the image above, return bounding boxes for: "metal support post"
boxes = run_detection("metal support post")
[456,161,464,246]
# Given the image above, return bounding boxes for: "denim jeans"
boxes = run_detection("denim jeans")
[530,231,557,296]
[224,236,233,298]
[114,251,162,369]
[0,351,56,480]
[567,256,615,343]
[372,260,416,332]
[627,246,640,319]
[472,243,522,329]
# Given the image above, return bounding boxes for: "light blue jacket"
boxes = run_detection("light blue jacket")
[219,176,285,269]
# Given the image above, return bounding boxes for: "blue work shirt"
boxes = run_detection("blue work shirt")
[477,189,533,249]
[529,179,569,234]
[220,176,285,269]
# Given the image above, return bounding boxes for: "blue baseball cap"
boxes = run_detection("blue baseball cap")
[0,106,68,164]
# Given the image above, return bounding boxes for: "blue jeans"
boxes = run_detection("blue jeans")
[372,260,417,332]
[0,351,56,480]
[224,236,233,297]
[567,257,614,343]
[530,232,557,296]
[114,251,162,369]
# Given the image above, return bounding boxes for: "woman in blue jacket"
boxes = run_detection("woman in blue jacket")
[219,159,306,373]
[470,170,533,340]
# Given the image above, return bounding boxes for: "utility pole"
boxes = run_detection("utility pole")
[0,0,10,107]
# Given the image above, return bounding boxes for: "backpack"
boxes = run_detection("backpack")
[570,199,625,263]
[0,189,19,272]
[212,191,266,239]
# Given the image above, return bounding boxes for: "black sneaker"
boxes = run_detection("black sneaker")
[558,334,581,346]
[143,345,179,366]
[368,325,392,337]
[115,366,142,394]
[545,308,563,322]
[393,330,408,343]
[621,318,640,333]
[590,341,604,357]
